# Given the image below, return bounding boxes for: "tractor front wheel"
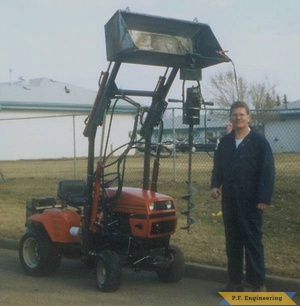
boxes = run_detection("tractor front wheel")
[156,245,185,282]
[19,227,61,276]
[95,250,122,292]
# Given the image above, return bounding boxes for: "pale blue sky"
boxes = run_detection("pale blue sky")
[1,0,299,102]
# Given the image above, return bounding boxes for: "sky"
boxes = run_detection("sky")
[1,0,300,103]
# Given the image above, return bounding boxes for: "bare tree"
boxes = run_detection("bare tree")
[208,70,248,107]
[248,79,277,109]
[209,70,280,109]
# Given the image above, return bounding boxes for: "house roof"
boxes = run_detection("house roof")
[0,77,136,113]
[0,77,96,104]
[271,99,300,119]
[274,99,300,110]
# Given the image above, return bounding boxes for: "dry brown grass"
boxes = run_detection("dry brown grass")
[0,153,299,279]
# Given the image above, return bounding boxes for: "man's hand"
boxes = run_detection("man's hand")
[257,203,269,210]
[211,188,221,199]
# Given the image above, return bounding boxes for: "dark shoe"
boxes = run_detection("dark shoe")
[223,283,245,292]
[252,284,267,292]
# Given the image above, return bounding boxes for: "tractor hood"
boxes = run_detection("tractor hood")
[105,187,176,215]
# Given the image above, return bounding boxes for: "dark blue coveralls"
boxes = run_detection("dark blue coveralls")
[211,130,275,287]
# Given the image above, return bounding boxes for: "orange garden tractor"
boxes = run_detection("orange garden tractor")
[19,10,229,292]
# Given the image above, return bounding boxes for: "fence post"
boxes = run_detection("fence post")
[172,108,177,182]
[72,115,78,178]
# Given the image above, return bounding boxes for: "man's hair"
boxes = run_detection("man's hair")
[230,101,250,115]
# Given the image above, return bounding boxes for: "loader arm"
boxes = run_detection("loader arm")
[140,68,179,190]
[82,62,120,257]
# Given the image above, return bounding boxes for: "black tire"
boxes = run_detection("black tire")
[19,227,61,276]
[156,245,185,283]
[95,250,122,292]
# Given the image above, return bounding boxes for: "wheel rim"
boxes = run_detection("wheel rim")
[96,260,106,285]
[23,237,40,268]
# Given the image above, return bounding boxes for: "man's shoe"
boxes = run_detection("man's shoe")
[252,284,267,292]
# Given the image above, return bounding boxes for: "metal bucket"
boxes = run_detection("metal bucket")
[105,10,229,69]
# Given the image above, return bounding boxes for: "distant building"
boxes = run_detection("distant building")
[264,100,300,153]
[161,110,231,143]
[0,78,137,160]
[161,101,300,154]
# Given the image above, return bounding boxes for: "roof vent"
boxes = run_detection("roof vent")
[64,86,71,94]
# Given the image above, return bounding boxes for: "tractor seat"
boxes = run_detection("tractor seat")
[57,180,87,206]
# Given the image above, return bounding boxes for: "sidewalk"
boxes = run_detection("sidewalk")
[1,237,299,292]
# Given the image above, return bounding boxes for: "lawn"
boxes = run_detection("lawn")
[0,153,299,279]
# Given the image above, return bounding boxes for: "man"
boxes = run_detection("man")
[211,101,275,292]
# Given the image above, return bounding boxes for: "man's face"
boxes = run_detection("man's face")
[230,107,250,129]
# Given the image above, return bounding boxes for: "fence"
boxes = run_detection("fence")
[154,107,300,185]
[0,108,299,197]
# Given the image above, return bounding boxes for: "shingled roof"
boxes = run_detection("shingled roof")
[0,77,135,113]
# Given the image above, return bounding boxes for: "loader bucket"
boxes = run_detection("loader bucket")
[105,10,230,69]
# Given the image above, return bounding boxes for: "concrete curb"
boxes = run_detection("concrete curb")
[0,238,19,250]
[1,238,299,292]
[185,262,300,292]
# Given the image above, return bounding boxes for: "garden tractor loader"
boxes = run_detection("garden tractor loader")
[19,10,229,292]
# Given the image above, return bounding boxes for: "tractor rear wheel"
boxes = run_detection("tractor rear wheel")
[156,245,185,282]
[95,250,122,292]
[19,227,61,276]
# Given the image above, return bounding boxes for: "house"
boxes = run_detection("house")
[264,100,300,153]
[0,78,137,160]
